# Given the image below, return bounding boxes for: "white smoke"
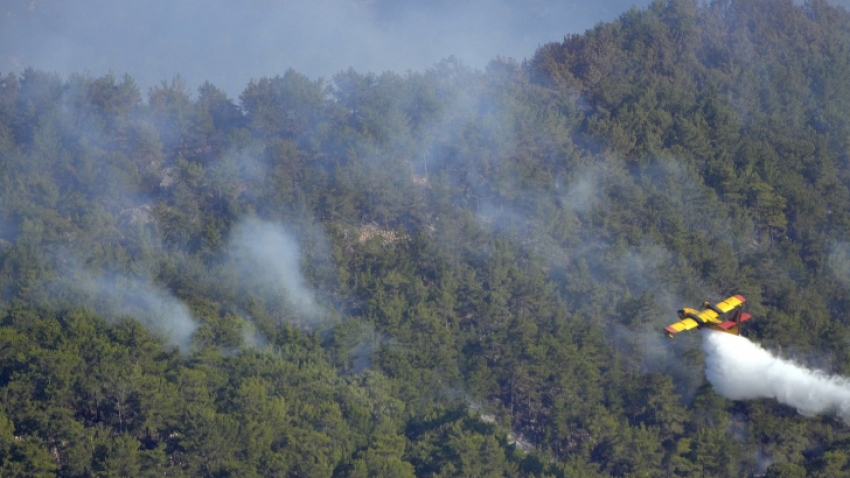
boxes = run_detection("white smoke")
[227,218,325,325]
[60,267,198,352]
[703,330,850,421]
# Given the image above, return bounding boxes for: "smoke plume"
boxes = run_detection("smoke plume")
[227,218,326,326]
[703,330,850,421]
[57,266,198,352]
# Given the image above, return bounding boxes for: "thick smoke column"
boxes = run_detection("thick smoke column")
[703,330,850,421]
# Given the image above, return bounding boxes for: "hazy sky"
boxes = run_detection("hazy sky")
[2,0,653,97]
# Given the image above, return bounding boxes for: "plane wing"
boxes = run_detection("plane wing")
[713,295,746,313]
[664,317,702,336]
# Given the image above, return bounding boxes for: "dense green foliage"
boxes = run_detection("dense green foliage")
[4,0,850,475]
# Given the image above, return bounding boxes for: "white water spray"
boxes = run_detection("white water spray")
[702,330,850,422]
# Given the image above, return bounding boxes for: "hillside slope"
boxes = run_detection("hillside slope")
[3,0,850,476]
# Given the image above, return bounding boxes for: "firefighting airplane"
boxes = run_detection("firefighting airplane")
[664,295,752,338]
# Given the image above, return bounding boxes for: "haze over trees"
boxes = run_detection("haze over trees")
[0,0,655,96]
[3,0,850,476]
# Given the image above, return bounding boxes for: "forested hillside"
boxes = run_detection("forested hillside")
[3,0,850,476]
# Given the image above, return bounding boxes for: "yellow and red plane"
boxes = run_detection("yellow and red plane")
[664,294,752,338]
